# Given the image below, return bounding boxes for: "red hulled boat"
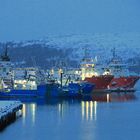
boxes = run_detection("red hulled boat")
[80,48,114,92]
[106,48,139,91]
[109,76,139,91]
[85,75,114,90]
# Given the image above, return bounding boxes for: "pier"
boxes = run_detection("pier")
[0,101,22,131]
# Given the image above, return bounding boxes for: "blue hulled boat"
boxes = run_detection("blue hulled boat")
[0,84,47,97]
[0,46,94,98]
[45,82,95,98]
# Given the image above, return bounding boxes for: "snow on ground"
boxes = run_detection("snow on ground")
[0,101,22,119]
[2,32,140,62]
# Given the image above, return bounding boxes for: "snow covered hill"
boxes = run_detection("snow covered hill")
[0,33,140,69]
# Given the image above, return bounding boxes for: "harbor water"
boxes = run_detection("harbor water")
[0,82,140,140]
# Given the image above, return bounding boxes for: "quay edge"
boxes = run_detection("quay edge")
[0,101,23,131]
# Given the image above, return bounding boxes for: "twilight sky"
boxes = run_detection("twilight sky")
[0,0,140,41]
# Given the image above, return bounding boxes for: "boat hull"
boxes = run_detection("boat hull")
[0,85,47,97]
[45,82,95,98]
[108,76,139,91]
[84,75,114,90]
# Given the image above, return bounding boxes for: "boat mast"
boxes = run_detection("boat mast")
[111,47,116,59]
[1,44,10,62]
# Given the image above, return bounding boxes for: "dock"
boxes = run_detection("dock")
[0,101,22,131]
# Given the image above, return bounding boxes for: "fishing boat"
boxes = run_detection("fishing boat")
[0,46,47,97]
[45,73,95,98]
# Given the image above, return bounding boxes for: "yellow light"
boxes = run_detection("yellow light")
[23,84,26,88]
[50,69,54,75]
[107,94,110,102]
[58,69,63,75]
[22,104,26,125]
[86,72,89,77]
[94,72,98,76]
[94,101,97,121]
[81,101,85,120]
[75,71,79,75]
[103,71,110,75]
[86,101,89,121]
[90,101,93,120]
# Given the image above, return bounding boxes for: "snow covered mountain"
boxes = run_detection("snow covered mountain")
[0,33,140,69]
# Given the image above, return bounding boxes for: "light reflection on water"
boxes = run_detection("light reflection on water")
[22,104,26,125]
[0,91,139,140]
[31,104,36,125]
[21,92,136,126]
[22,100,98,125]
[81,101,97,121]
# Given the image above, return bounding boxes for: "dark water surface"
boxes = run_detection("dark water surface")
[1,83,140,140]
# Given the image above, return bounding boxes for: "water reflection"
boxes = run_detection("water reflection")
[81,101,97,121]
[107,94,110,102]
[0,92,136,104]
[94,101,97,120]
[81,101,85,120]
[91,92,136,102]
[1,91,140,140]
[86,101,89,120]
[21,103,37,126]
[30,103,36,125]
[90,101,93,120]
[0,92,136,126]
[58,103,64,118]
[34,93,135,123]
[22,104,26,125]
